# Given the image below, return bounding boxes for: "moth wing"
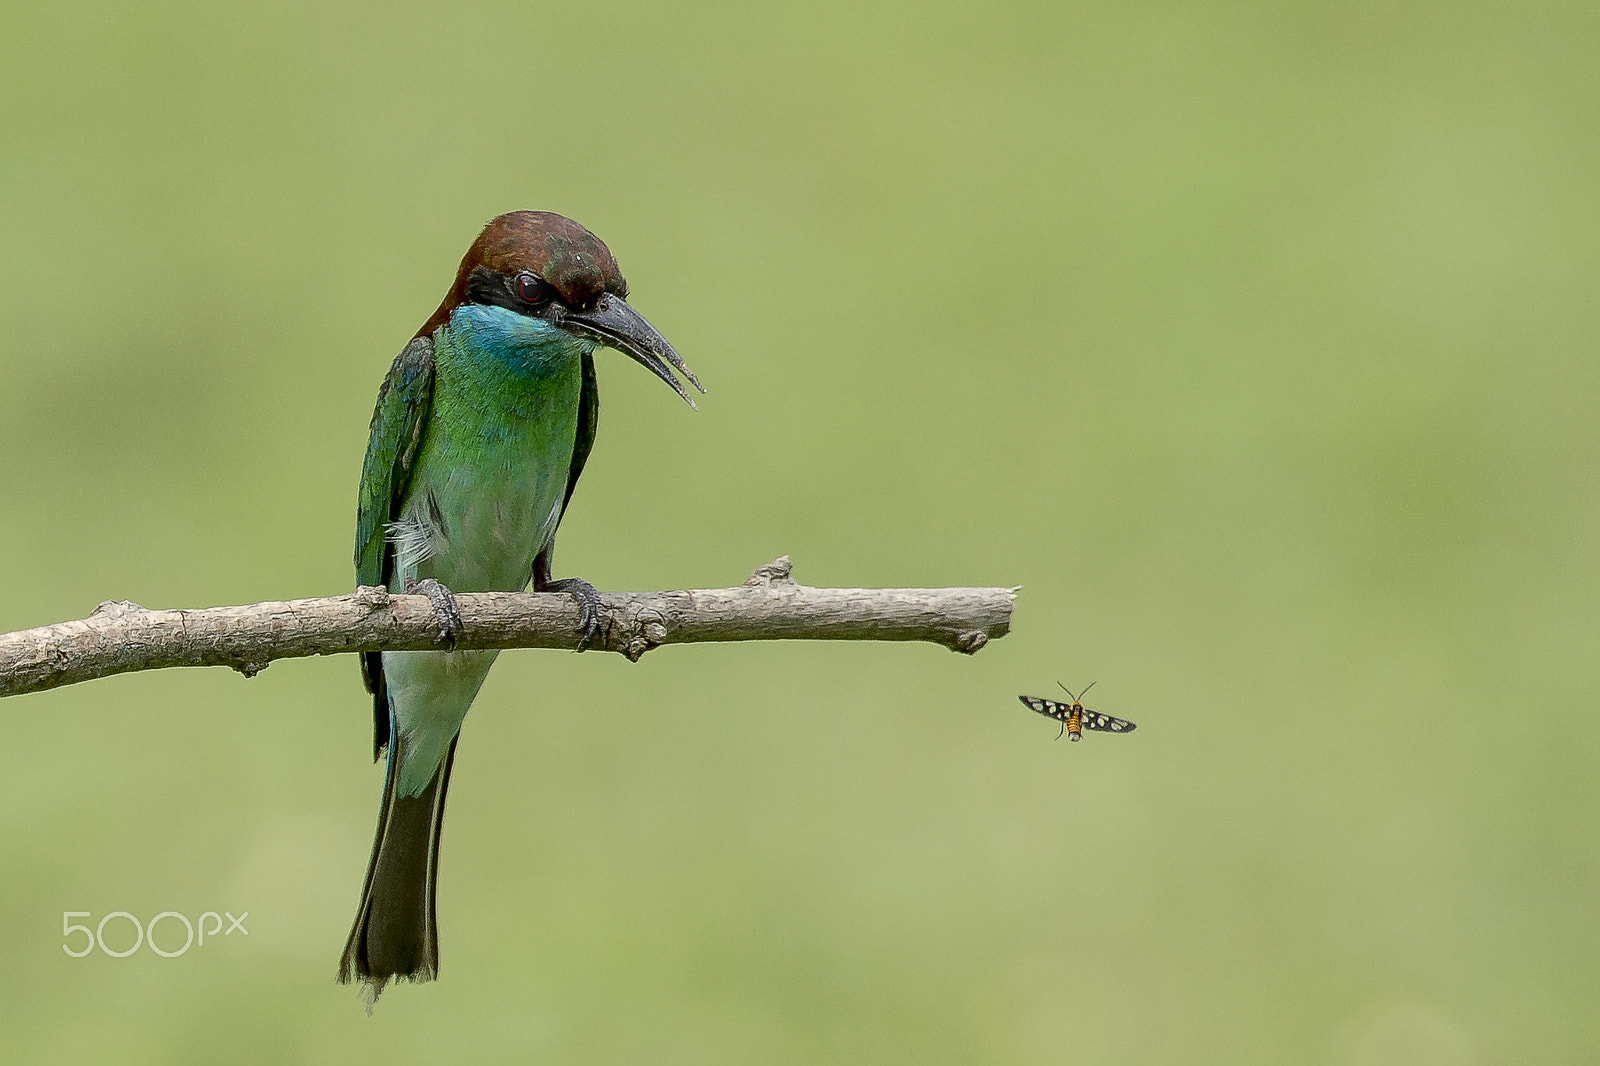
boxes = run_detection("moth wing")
[1019,695,1070,721]
[1081,710,1137,733]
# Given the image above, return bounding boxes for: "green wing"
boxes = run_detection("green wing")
[356,336,436,589]
[355,336,436,747]
[561,350,599,519]
[530,350,597,589]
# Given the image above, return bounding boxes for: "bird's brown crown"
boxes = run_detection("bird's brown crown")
[417,211,627,337]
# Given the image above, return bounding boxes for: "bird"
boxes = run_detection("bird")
[338,211,702,1004]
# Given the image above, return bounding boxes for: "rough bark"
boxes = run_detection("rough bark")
[0,557,1016,699]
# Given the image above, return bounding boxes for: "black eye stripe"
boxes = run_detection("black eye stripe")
[463,266,562,317]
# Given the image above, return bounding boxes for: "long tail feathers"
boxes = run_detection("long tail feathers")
[338,732,458,1010]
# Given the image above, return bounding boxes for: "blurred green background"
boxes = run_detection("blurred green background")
[2,0,1596,1061]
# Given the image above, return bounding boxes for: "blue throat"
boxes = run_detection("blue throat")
[440,302,593,381]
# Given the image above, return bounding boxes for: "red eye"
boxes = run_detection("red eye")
[513,273,551,305]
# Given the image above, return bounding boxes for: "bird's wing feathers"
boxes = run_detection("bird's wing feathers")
[355,336,436,736]
[559,350,599,524]
[356,336,437,590]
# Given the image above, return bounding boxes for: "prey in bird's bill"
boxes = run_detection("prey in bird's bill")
[1018,682,1137,741]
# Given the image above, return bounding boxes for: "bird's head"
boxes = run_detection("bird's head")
[420,210,702,406]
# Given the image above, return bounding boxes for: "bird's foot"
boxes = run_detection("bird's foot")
[538,577,603,652]
[405,577,463,648]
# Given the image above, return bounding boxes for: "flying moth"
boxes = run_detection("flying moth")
[1017,682,1137,741]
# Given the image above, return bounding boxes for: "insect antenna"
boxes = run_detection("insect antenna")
[1055,681,1097,703]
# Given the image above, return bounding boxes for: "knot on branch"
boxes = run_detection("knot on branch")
[609,603,669,663]
[353,586,391,611]
[950,630,989,654]
[745,556,795,587]
[92,599,145,618]
[229,657,271,678]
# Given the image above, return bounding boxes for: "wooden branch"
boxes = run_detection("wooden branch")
[0,557,1016,699]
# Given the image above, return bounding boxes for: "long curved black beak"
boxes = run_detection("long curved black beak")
[557,293,704,408]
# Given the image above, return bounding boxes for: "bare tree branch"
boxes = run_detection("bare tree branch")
[0,557,1016,699]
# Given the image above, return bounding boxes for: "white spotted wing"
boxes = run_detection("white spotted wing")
[1017,686,1136,740]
